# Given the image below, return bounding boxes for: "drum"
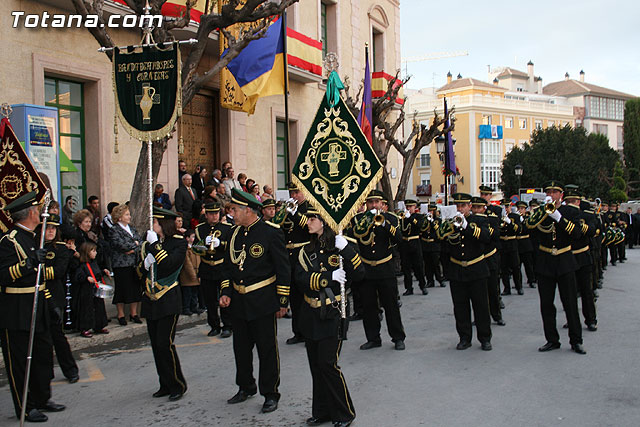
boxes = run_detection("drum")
[94,275,114,299]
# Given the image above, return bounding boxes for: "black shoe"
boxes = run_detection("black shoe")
[402,289,413,296]
[501,291,511,296]
[597,282,603,289]
[481,341,492,351]
[378,311,384,322]
[456,340,471,350]
[529,282,536,288]
[496,319,506,326]
[421,287,429,295]
[334,420,354,427]
[517,289,524,295]
[439,281,446,288]
[397,299,403,308]
[196,308,206,315]
[593,290,599,298]
[360,341,382,350]
[182,310,193,316]
[611,262,616,266]
[169,391,185,401]
[619,259,625,263]
[38,400,66,412]
[261,398,279,413]
[348,313,363,321]
[562,323,568,329]
[425,282,435,288]
[499,301,505,309]
[220,329,232,338]
[538,342,561,352]
[130,315,142,324]
[208,328,221,337]
[227,389,256,404]
[587,323,598,331]
[571,343,587,354]
[118,317,127,326]
[394,340,405,350]
[24,408,48,422]
[153,389,170,398]
[306,416,331,425]
[67,374,79,384]
[286,335,304,345]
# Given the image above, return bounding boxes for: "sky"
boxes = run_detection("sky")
[400,0,640,96]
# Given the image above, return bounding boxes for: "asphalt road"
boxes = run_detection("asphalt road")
[2,250,640,426]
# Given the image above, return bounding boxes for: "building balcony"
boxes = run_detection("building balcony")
[417,184,432,196]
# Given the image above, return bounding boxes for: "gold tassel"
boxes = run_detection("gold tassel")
[114,115,119,154]
[178,114,184,154]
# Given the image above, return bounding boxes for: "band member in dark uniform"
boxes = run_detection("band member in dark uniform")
[604,202,618,265]
[500,199,523,295]
[438,193,493,351]
[599,202,610,268]
[40,213,79,383]
[400,199,428,295]
[220,189,290,413]
[194,202,233,337]
[0,192,66,422]
[347,190,406,351]
[140,207,188,401]
[516,201,536,288]
[526,181,586,354]
[479,186,504,309]
[470,197,504,326]
[421,204,446,288]
[296,208,364,427]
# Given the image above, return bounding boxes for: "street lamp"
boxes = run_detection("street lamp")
[514,164,523,199]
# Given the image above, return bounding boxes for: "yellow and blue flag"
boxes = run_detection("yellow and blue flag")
[223,18,285,112]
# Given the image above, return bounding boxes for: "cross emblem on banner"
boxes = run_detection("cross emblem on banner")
[320,143,347,177]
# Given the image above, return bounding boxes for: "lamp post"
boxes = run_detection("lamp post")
[515,164,523,199]
[436,134,447,205]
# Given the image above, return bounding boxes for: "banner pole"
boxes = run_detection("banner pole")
[282,11,291,169]
[148,139,154,286]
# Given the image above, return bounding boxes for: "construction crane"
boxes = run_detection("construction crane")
[401,51,469,77]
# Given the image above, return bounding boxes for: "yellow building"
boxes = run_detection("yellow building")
[405,66,575,202]
[1,0,402,214]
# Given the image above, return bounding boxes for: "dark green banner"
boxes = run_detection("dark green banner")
[292,93,383,232]
[113,45,182,141]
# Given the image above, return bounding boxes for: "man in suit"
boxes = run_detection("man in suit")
[174,174,196,225]
[153,184,172,210]
[210,169,223,186]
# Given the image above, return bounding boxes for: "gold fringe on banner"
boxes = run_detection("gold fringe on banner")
[113,113,119,153]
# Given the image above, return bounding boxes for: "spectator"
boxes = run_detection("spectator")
[245,178,255,193]
[221,161,232,179]
[74,241,109,338]
[179,229,202,316]
[178,160,188,182]
[202,185,217,203]
[108,204,143,326]
[250,183,262,201]
[153,184,172,210]
[223,167,241,196]
[193,167,207,199]
[210,169,222,186]
[262,184,274,200]
[62,195,76,226]
[223,204,235,226]
[191,200,204,230]
[175,214,187,235]
[174,173,196,225]
[86,195,102,236]
[238,173,248,192]
[48,200,60,215]
[74,209,110,271]
[217,182,231,206]
[101,201,119,240]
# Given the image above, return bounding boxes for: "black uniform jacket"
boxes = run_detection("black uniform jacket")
[347,211,402,280]
[141,235,187,321]
[283,200,311,256]
[295,241,364,340]
[500,212,521,252]
[517,214,534,253]
[474,212,500,271]
[43,241,74,310]
[439,214,491,282]
[420,217,442,252]
[195,221,233,282]
[221,219,291,321]
[568,205,596,268]
[526,205,583,277]
[0,226,52,332]
[401,212,423,247]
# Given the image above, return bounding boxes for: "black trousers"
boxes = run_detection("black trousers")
[202,278,231,330]
[1,329,53,418]
[487,267,502,322]
[232,312,280,399]
[537,273,582,346]
[305,338,355,423]
[520,251,536,284]
[400,242,426,290]
[423,250,444,285]
[351,280,363,316]
[361,277,405,343]
[49,310,78,380]
[449,278,492,344]
[147,314,187,395]
[618,242,626,260]
[181,286,199,313]
[601,242,608,268]
[500,249,522,292]
[289,254,304,338]
[575,265,597,325]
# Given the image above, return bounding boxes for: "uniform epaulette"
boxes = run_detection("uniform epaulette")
[584,210,594,214]
[475,213,487,217]
[265,221,280,229]
[173,234,184,239]
[56,241,66,245]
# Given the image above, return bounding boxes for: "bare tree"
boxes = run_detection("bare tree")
[343,72,454,208]
[71,0,298,228]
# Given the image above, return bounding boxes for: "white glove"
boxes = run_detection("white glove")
[285,198,298,215]
[146,230,158,244]
[503,215,511,224]
[205,235,212,245]
[335,235,348,251]
[544,196,553,205]
[460,216,468,229]
[519,216,524,223]
[143,253,156,270]
[212,237,221,248]
[331,268,346,284]
[369,209,377,215]
[549,209,562,222]
[428,215,434,222]
[404,211,411,218]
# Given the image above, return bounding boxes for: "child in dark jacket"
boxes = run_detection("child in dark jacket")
[75,242,109,337]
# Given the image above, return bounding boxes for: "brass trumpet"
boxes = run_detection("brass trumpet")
[209,229,222,252]
[285,198,298,211]
[452,214,465,228]
[373,210,385,226]
[426,212,433,221]
[544,202,556,214]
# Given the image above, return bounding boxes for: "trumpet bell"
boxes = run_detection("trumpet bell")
[544,203,556,214]
[373,213,385,226]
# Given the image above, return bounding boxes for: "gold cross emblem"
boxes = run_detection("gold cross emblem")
[320,143,347,177]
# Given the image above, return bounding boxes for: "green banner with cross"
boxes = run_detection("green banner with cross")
[113,45,182,141]
[291,76,383,232]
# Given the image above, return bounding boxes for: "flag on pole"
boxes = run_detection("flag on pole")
[444,97,456,175]
[357,46,373,144]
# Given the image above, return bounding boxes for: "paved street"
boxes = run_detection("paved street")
[2,250,640,426]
